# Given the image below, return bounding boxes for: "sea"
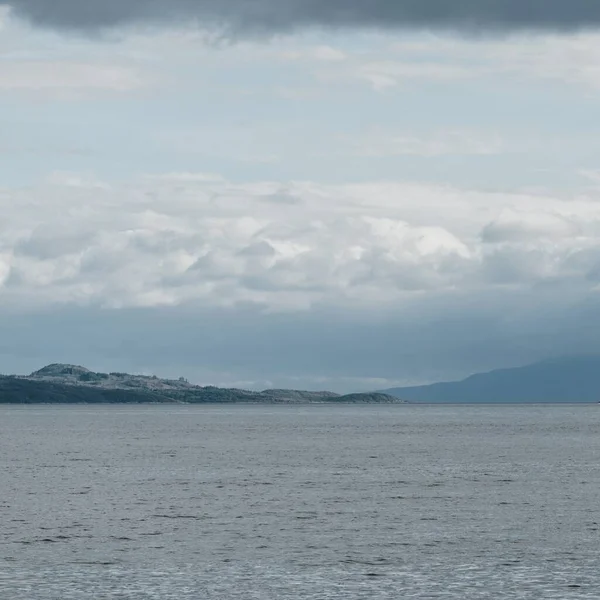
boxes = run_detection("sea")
[1,404,598,599]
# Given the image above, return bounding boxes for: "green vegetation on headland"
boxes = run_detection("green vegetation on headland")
[0,364,406,404]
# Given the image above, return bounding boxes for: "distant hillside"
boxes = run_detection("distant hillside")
[0,364,406,404]
[382,356,600,403]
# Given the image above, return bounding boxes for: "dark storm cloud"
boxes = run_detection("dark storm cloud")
[9,0,600,33]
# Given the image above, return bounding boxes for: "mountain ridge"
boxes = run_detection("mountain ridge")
[382,355,600,403]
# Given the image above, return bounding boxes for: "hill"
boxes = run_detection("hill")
[382,356,600,403]
[0,364,406,404]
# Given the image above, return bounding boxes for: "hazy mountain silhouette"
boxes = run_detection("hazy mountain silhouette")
[382,356,600,403]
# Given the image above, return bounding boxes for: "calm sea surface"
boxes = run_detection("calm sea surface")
[1,404,599,599]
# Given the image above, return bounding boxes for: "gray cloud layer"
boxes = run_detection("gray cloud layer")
[10,0,600,32]
[2,293,599,391]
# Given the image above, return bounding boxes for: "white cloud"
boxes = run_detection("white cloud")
[485,33,600,91]
[279,31,600,92]
[352,128,506,157]
[356,60,479,90]
[2,172,600,312]
[44,171,113,188]
[382,32,600,91]
[311,45,346,62]
[0,60,149,92]
[154,122,289,165]
[283,44,347,62]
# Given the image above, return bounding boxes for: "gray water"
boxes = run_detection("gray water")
[1,404,599,599]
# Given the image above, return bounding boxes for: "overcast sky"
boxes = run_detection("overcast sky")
[3,2,600,391]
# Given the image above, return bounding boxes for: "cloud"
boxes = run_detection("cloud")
[353,129,506,157]
[283,45,347,62]
[0,4,10,28]
[0,60,148,91]
[3,172,600,389]
[0,60,150,98]
[481,209,581,243]
[342,33,600,91]
[356,61,479,90]
[2,171,600,314]
[9,1,600,34]
[0,11,152,99]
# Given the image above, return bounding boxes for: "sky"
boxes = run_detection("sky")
[2,1,600,391]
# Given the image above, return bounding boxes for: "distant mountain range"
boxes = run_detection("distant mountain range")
[0,364,404,404]
[382,356,600,403]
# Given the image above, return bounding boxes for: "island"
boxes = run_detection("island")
[0,364,406,404]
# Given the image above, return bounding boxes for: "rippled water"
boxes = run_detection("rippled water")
[1,404,599,598]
